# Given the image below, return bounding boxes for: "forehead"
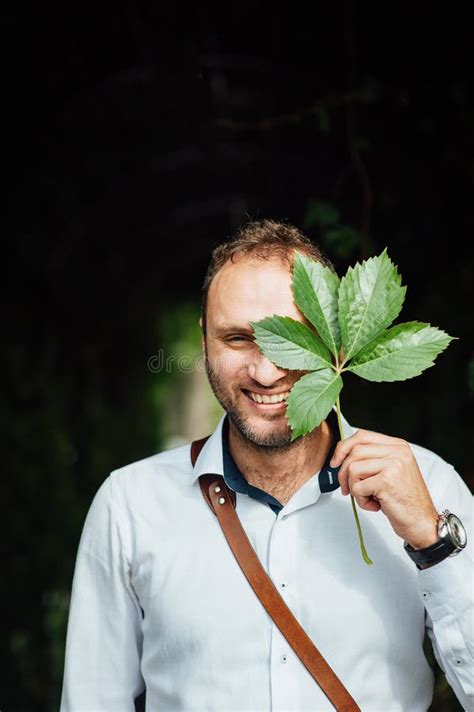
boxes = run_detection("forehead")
[207,255,303,329]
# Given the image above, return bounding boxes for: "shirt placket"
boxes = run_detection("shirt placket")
[267,504,308,711]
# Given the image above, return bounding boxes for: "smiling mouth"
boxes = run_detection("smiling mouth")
[242,389,290,405]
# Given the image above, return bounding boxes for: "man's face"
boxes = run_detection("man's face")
[202,255,310,449]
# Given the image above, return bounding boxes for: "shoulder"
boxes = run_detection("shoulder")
[403,438,472,514]
[405,439,452,479]
[84,442,194,517]
[78,442,195,547]
[111,442,193,481]
[106,442,194,503]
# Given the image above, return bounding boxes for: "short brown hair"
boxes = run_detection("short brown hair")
[201,218,335,334]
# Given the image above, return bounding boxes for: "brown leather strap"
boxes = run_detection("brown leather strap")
[191,436,360,712]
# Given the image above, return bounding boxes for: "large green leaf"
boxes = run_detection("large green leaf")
[250,316,333,371]
[286,369,343,440]
[247,247,458,567]
[292,252,341,359]
[338,248,406,363]
[347,321,456,382]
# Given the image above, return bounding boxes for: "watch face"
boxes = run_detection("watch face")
[447,514,468,548]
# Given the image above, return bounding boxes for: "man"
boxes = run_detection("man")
[61,219,473,711]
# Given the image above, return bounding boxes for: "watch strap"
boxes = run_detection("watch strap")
[404,535,457,567]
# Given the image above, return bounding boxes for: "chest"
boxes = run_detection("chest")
[129,486,424,657]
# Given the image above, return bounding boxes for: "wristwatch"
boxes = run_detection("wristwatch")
[404,510,467,570]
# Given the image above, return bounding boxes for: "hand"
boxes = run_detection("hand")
[330,429,440,549]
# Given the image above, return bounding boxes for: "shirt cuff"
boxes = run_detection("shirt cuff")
[417,550,473,621]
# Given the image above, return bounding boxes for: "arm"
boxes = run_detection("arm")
[60,473,145,711]
[417,462,474,711]
[332,430,473,709]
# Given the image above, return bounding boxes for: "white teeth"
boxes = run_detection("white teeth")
[248,391,290,404]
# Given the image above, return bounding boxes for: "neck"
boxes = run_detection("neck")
[227,418,334,505]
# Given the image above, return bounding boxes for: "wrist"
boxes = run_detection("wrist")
[405,517,440,550]
[404,509,467,569]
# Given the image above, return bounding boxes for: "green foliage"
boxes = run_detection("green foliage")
[314,108,330,133]
[252,248,457,566]
[286,369,343,440]
[152,301,223,448]
[291,253,341,358]
[347,322,454,382]
[323,226,363,259]
[468,357,474,397]
[303,200,367,260]
[338,248,407,363]
[304,199,340,228]
[250,315,332,371]
[252,248,457,441]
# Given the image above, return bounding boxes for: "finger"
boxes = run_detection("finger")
[354,496,382,512]
[340,458,384,496]
[330,428,405,467]
[338,444,398,480]
[351,473,385,512]
[351,472,384,501]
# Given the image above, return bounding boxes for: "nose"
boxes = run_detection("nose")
[247,350,288,386]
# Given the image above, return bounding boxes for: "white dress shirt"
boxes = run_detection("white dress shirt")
[60,407,474,711]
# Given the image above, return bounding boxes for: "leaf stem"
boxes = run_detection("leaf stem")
[335,396,373,565]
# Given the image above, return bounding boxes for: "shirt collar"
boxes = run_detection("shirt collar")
[190,404,357,487]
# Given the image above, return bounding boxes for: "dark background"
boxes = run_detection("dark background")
[3,3,473,710]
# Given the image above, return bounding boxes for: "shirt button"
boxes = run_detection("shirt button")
[280,654,288,664]
[422,591,431,599]
[281,514,288,520]
[280,582,287,589]
[455,658,462,665]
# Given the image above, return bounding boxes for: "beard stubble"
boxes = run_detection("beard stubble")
[204,351,295,451]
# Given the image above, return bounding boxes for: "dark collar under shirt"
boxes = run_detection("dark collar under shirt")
[221,409,342,515]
